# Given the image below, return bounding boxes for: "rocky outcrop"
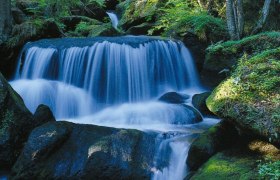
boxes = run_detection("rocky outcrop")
[11,121,157,180]
[0,73,52,168]
[190,140,280,179]
[0,19,61,78]
[206,47,280,147]
[187,121,238,171]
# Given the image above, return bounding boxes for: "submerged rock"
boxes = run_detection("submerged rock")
[12,121,156,179]
[0,73,51,168]
[159,92,189,104]
[187,121,238,171]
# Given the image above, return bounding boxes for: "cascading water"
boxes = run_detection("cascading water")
[106,12,119,29]
[11,36,219,179]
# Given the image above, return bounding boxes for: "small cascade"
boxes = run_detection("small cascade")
[11,36,218,180]
[106,12,119,29]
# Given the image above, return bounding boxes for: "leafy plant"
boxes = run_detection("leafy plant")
[258,159,280,180]
[148,0,226,42]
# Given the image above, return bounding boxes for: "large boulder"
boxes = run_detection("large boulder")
[0,73,51,168]
[187,121,238,171]
[12,121,157,179]
[190,140,280,179]
[206,47,280,147]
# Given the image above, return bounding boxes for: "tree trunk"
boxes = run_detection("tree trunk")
[0,0,12,41]
[252,0,272,34]
[226,0,238,39]
[236,0,244,38]
[226,0,244,40]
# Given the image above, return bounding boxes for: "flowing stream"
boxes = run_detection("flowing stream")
[11,36,218,179]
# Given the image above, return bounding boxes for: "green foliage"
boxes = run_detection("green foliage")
[258,159,280,180]
[149,0,226,41]
[27,0,105,18]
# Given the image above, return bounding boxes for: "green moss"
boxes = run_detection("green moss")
[191,152,259,180]
[192,140,280,180]
[205,32,280,72]
[207,47,280,146]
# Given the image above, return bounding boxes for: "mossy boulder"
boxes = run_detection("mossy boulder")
[117,0,167,31]
[12,121,157,179]
[190,140,280,180]
[206,47,280,147]
[187,121,238,171]
[0,73,52,168]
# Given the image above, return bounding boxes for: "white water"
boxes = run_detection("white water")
[11,36,218,179]
[106,12,119,29]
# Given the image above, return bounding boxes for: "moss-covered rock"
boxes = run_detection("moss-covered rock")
[206,47,280,147]
[191,140,280,180]
[117,0,167,31]
[0,73,52,168]
[12,121,157,179]
[187,121,238,171]
[204,32,280,73]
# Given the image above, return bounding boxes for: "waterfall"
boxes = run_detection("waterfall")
[106,12,119,29]
[11,36,218,180]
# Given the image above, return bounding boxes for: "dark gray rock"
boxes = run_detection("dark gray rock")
[192,92,214,116]
[12,121,157,180]
[11,8,26,24]
[16,0,38,15]
[0,73,52,168]
[33,104,56,125]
